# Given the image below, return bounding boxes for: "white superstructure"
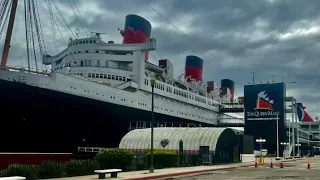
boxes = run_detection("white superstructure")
[0,33,242,126]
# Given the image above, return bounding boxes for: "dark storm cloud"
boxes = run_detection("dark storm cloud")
[3,0,320,118]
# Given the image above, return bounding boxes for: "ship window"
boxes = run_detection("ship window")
[92,74,95,78]
[119,77,122,81]
[80,73,83,76]
[96,50,99,53]
[115,76,119,80]
[123,77,126,81]
[78,51,81,53]
[107,75,111,79]
[100,74,103,78]
[97,60,100,67]
[88,73,91,77]
[96,74,99,78]
[80,61,83,66]
[111,75,115,80]
[93,40,96,43]
[104,74,107,79]
[127,78,130,82]
[79,41,82,44]
[84,60,87,66]
[90,40,92,43]
[86,50,89,53]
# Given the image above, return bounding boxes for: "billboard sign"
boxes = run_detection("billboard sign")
[244,82,287,154]
[244,83,286,121]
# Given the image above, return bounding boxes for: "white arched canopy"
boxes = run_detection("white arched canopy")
[119,127,236,154]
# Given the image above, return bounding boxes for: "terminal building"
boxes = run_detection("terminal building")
[222,82,320,157]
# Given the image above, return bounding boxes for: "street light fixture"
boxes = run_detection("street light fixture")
[149,78,156,173]
[276,114,280,160]
[295,144,301,157]
[280,142,289,158]
[256,137,266,164]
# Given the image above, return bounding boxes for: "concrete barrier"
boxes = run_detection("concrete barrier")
[241,154,255,162]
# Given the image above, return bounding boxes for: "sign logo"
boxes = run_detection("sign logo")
[246,90,280,120]
[160,139,169,148]
[254,91,274,111]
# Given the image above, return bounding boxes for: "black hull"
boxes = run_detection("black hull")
[0,79,215,153]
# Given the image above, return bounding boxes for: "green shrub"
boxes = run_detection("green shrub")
[65,160,99,176]
[0,169,7,177]
[38,160,66,179]
[5,164,39,180]
[0,159,100,180]
[145,149,178,168]
[95,148,134,170]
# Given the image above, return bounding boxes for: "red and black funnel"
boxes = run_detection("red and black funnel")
[207,81,214,93]
[220,79,235,103]
[184,55,203,82]
[120,14,152,61]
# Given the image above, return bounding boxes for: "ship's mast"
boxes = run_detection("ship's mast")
[0,0,18,68]
[251,69,256,85]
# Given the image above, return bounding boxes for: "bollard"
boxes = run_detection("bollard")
[254,160,258,168]
[280,161,284,168]
[270,159,273,168]
[307,160,311,169]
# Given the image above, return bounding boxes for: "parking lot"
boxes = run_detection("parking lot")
[168,158,320,180]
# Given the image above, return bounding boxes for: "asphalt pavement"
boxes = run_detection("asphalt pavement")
[166,157,320,180]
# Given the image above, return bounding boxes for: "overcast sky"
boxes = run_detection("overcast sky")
[2,0,320,119]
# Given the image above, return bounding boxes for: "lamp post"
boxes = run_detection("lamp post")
[280,142,289,159]
[276,114,280,160]
[150,79,156,173]
[295,143,301,157]
[256,137,266,164]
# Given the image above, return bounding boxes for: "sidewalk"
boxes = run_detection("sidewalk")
[45,158,301,180]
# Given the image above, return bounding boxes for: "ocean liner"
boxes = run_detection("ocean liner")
[0,0,242,153]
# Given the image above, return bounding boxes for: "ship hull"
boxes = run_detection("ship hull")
[0,79,215,153]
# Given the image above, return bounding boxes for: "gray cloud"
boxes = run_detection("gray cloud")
[2,0,320,119]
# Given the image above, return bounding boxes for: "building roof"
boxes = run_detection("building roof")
[119,127,234,152]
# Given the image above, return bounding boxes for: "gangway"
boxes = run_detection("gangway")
[219,103,244,113]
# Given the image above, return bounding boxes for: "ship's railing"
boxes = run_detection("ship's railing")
[220,103,244,109]
[77,147,107,153]
[4,65,50,75]
[219,118,244,125]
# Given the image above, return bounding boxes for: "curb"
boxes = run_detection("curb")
[123,164,253,180]
[123,159,303,180]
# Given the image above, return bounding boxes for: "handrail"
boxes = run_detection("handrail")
[77,147,107,152]
[3,65,50,75]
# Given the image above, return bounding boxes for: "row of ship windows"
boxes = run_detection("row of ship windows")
[58,59,115,69]
[57,59,97,69]
[69,39,97,46]
[70,40,96,45]
[68,49,131,57]
[88,73,129,82]
[72,72,130,82]
[145,93,212,113]
[144,79,218,108]
[70,86,212,122]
